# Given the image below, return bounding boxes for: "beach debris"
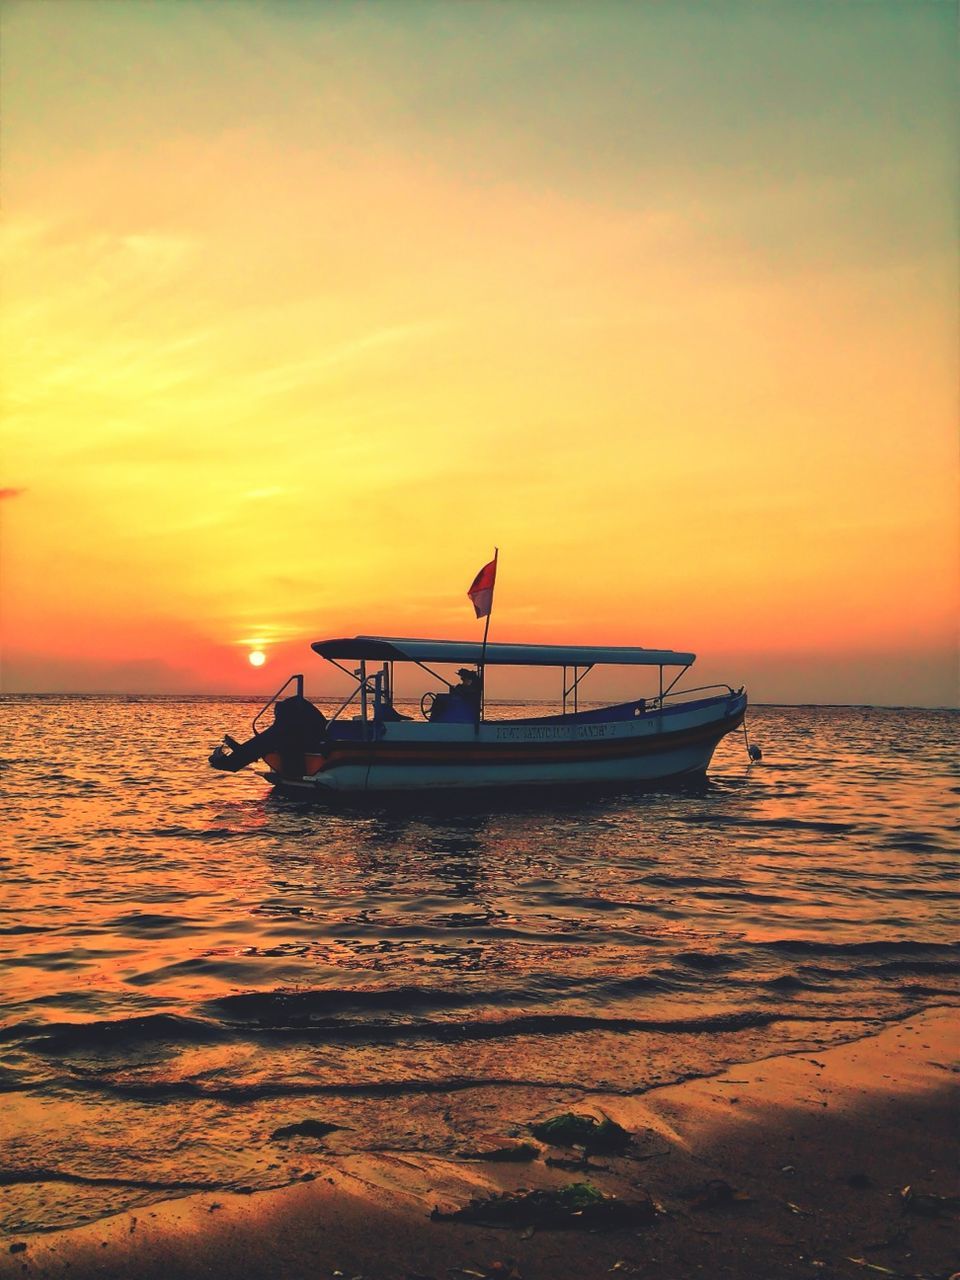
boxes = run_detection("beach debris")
[785,1201,812,1217]
[680,1179,752,1210]
[545,1155,609,1173]
[899,1184,960,1216]
[845,1261,899,1275]
[9,1243,26,1254]
[458,1142,540,1163]
[431,1181,657,1231]
[442,1264,519,1274]
[271,1119,342,1141]
[529,1112,631,1154]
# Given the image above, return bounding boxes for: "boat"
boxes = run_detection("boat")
[208,635,749,794]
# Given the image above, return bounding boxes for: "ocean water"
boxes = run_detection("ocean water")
[1,697,957,1234]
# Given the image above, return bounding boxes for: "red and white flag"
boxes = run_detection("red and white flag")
[467,552,498,619]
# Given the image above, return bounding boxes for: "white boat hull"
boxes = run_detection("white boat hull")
[265,692,747,794]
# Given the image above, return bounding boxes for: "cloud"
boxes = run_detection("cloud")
[0,487,25,500]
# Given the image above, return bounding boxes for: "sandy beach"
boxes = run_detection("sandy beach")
[4,1007,956,1280]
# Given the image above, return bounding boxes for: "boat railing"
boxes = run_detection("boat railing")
[252,673,304,734]
[647,683,739,711]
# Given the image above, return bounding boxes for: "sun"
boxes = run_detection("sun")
[248,650,267,667]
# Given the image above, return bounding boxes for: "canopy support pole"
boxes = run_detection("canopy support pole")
[479,609,492,726]
[562,664,594,716]
[661,666,688,699]
[359,659,368,738]
[411,659,454,689]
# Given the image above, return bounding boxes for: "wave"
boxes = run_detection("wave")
[674,814,858,834]
[1,1013,228,1054]
[212,984,533,1023]
[672,951,740,970]
[759,939,959,957]
[7,1006,782,1059]
[144,825,246,840]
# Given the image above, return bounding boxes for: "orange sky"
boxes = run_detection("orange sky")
[1,2,957,705]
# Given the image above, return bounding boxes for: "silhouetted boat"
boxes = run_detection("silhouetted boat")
[209,636,747,794]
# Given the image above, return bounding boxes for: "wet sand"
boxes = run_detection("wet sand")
[4,1008,957,1280]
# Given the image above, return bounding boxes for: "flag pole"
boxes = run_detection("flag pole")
[478,546,498,728]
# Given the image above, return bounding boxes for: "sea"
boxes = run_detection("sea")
[1,698,957,1235]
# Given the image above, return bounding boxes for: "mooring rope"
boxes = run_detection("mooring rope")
[742,714,762,762]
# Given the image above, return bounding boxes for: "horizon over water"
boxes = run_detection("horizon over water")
[4,694,958,709]
[1,697,957,1235]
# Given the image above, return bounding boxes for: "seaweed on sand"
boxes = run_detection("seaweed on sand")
[529,1113,632,1155]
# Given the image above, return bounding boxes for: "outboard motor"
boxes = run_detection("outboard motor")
[209,694,327,776]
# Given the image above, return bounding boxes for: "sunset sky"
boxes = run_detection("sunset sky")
[1,0,956,705]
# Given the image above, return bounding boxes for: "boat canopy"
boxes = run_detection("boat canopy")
[311,636,695,668]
